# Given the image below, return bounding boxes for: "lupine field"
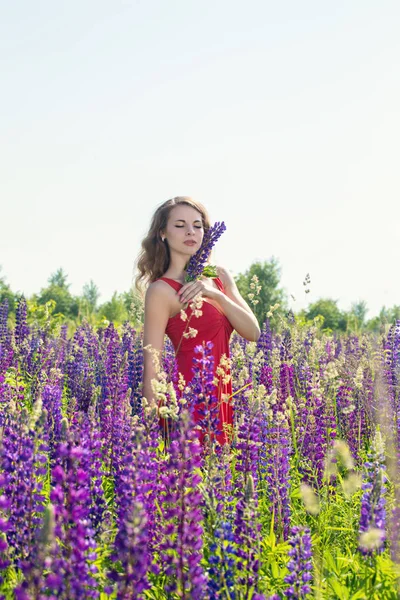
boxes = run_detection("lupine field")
[1,294,400,599]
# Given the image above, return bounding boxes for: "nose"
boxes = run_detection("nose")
[186,225,195,236]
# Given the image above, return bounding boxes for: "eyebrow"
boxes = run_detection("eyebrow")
[174,219,202,223]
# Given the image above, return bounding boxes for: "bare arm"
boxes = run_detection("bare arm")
[142,282,171,403]
[215,266,261,342]
[217,266,256,316]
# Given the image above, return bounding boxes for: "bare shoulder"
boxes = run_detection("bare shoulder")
[145,280,174,304]
[216,265,236,289]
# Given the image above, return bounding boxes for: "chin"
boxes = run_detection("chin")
[183,246,198,254]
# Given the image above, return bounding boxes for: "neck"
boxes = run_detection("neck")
[164,251,190,281]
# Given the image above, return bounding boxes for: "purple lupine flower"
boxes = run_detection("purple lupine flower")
[163,336,178,387]
[201,443,236,596]
[279,362,296,404]
[14,296,30,348]
[14,503,56,600]
[296,365,336,486]
[259,364,274,394]
[280,328,293,363]
[207,520,236,599]
[358,430,387,556]
[42,383,63,458]
[72,410,111,539]
[260,416,292,540]
[97,325,131,478]
[0,406,48,570]
[158,408,206,598]
[108,401,161,597]
[189,341,221,448]
[336,384,364,463]
[45,420,99,599]
[108,439,152,599]
[185,221,226,282]
[24,330,54,403]
[65,324,99,414]
[232,399,263,595]
[0,326,14,427]
[0,299,10,345]
[229,332,252,420]
[256,318,273,366]
[283,526,313,598]
[121,323,143,418]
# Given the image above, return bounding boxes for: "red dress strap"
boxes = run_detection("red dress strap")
[158,277,182,291]
[213,277,225,293]
[158,276,225,293]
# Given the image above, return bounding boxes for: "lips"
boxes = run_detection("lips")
[184,241,197,246]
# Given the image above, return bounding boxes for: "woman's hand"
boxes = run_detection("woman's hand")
[178,277,220,305]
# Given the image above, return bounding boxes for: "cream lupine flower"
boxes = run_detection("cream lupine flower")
[253,382,267,403]
[324,360,339,381]
[144,344,161,375]
[359,527,385,551]
[251,349,264,383]
[189,294,204,318]
[324,439,355,480]
[144,343,181,420]
[270,346,282,382]
[151,379,180,420]
[183,327,198,339]
[354,363,364,390]
[246,341,258,359]
[266,303,280,318]
[334,439,355,469]
[248,274,262,306]
[342,472,362,497]
[215,354,232,384]
[300,483,320,515]
[177,372,186,392]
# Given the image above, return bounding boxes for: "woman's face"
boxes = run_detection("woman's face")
[163,204,204,256]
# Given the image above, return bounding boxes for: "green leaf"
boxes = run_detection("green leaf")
[329,578,350,599]
[202,264,218,278]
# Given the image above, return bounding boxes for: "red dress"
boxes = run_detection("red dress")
[157,276,234,445]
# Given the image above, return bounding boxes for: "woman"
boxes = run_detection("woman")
[136,196,260,445]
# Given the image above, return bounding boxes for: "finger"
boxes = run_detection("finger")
[180,291,194,304]
[181,286,200,304]
[178,282,194,298]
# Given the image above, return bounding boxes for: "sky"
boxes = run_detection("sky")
[1,1,399,319]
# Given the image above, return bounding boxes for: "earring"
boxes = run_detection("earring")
[161,236,165,242]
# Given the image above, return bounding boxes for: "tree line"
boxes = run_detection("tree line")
[0,260,399,335]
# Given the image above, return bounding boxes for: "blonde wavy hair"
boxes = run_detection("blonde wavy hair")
[134,196,211,295]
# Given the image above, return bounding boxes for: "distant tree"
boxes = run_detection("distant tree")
[350,300,368,325]
[0,265,16,312]
[82,280,100,312]
[234,258,287,326]
[98,292,129,324]
[366,305,400,333]
[347,300,369,333]
[48,268,70,289]
[36,268,79,318]
[305,298,347,331]
[122,288,144,326]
